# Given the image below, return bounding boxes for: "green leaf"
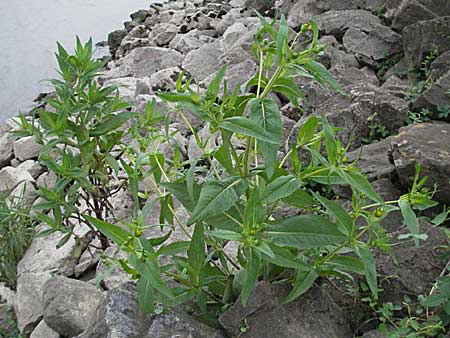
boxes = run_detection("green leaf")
[321,116,338,165]
[188,177,245,225]
[244,188,264,227]
[262,244,312,271]
[137,278,155,313]
[399,199,420,247]
[326,256,365,275]
[161,182,200,213]
[129,254,174,300]
[157,241,191,256]
[250,98,282,177]
[297,115,319,146]
[282,189,315,208]
[220,117,279,145]
[188,223,206,283]
[241,248,261,305]
[284,270,318,304]
[303,61,346,96]
[272,77,304,106]
[339,170,383,204]
[84,215,129,246]
[90,112,133,136]
[254,242,275,258]
[262,175,301,204]
[313,193,353,236]
[267,215,346,249]
[205,65,227,104]
[208,229,242,241]
[356,244,378,299]
[276,15,289,65]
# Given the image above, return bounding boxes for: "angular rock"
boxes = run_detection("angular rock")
[362,330,388,338]
[43,276,102,337]
[7,180,39,207]
[17,224,90,276]
[380,75,410,99]
[287,0,365,28]
[222,22,248,50]
[391,0,438,31]
[429,50,450,80]
[0,166,35,195]
[182,40,224,81]
[13,136,43,161]
[17,159,45,178]
[372,178,404,232]
[0,134,14,169]
[103,47,184,80]
[76,283,225,338]
[103,77,138,102]
[391,122,450,203]
[147,67,183,93]
[219,282,353,338]
[376,222,448,305]
[169,32,211,54]
[151,23,179,46]
[0,283,16,307]
[403,16,450,69]
[413,70,450,117]
[30,320,60,338]
[244,0,275,12]
[95,246,131,290]
[108,29,127,55]
[16,272,52,334]
[346,137,396,181]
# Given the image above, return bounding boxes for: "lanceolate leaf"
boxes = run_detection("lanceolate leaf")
[250,98,282,177]
[339,170,383,204]
[90,112,133,136]
[262,175,301,204]
[313,193,353,236]
[188,223,206,283]
[84,215,129,246]
[303,61,346,96]
[284,269,318,304]
[242,248,261,305]
[399,199,420,247]
[205,65,227,105]
[137,278,155,313]
[356,244,378,299]
[297,115,319,146]
[220,117,279,144]
[244,188,264,228]
[262,244,312,271]
[272,77,305,106]
[321,116,338,165]
[188,177,246,225]
[267,215,346,249]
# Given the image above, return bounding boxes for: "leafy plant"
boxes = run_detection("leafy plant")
[407,109,432,125]
[363,113,390,144]
[84,16,438,318]
[0,189,35,289]
[15,38,134,249]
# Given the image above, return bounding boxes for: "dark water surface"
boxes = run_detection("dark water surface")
[0,0,157,121]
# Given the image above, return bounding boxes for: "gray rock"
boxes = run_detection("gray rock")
[103,77,138,102]
[13,136,43,161]
[0,166,35,195]
[151,23,179,46]
[342,25,401,67]
[372,178,404,232]
[403,16,450,69]
[108,29,127,55]
[313,84,408,149]
[43,276,102,337]
[391,122,450,203]
[95,246,131,291]
[362,330,388,338]
[430,50,450,80]
[244,0,275,12]
[17,159,45,178]
[169,32,206,54]
[376,222,449,305]
[413,69,450,118]
[346,137,396,181]
[76,282,225,338]
[182,40,224,81]
[0,134,14,169]
[7,180,39,207]
[391,0,438,31]
[287,0,366,28]
[380,75,410,98]
[0,283,16,307]
[16,272,52,334]
[0,304,17,337]
[36,171,57,190]
[103,47,184,80]
[147,67,183,93]
[222,22,248,50]
[30,320,60,338]
[17,224,90,276]
[219,281,353,338]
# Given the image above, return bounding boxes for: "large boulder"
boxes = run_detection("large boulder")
[16,272,52,334]
[43,276,102,337]
[102,47,184,80]
[286,0,365,28]
[0,166,35,195]
[182,40,225,81]
[0,135,14,169]
[29,320,59,338]
[391,122,450,203]
[403,16,450,69]
[413,69,450,118]
[219,281,353,338]
[390,0,439,31]
[13,136,43,161]
[376,222,449,305]
[76,282,225,338]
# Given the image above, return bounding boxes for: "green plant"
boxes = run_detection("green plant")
[363,113,390,144]
[406,109,432,125]
[15,38,134,249]
[83,16,438,318]
[0,189,35,289]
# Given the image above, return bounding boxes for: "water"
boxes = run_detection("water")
[0,0,157,121]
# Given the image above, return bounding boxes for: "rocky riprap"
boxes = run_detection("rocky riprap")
[0,0,449,337]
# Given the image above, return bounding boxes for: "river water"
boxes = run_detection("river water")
[0,0,157,121]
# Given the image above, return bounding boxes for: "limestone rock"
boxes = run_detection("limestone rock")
[413,69,450,118]
[391,122,450,203]
[219,281,353,338]
[0,134,14,169]
[391,0,439,31]
[43,276,102,337]
[16,272,52,334]
[429,50,450,80]
[76,283,225,338]
[13,136,43,161]
[103,77,138,102]
[7,180,39,207]
[16,159,45,178]
[151,23,179,46]
[403,16,450,69]
[30,320,60,338]
[0,166,35,195]
[182,40,224,81]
